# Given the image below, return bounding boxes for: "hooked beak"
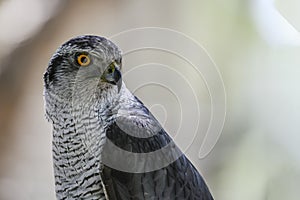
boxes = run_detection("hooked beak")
[101,63,122,93]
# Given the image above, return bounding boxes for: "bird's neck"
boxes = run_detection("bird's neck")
[48,89,120,199]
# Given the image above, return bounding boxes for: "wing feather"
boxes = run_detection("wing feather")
[100,97,213,200]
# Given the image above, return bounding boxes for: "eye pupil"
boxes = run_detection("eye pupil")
[81,57,87,63]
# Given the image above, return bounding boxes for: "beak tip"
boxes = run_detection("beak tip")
[117,79,122,93]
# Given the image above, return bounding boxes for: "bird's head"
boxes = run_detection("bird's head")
[44,35,123,105]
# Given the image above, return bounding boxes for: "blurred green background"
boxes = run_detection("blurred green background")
[0,0,299,199]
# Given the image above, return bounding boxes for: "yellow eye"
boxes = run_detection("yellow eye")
[77,54,91,66]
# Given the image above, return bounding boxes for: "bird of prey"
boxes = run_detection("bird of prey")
[44,35,214,200]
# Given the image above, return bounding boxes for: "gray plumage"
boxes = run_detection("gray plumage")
[44,35,214,200]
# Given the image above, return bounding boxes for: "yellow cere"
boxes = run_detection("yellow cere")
[108,62,116,73]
